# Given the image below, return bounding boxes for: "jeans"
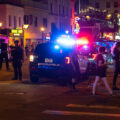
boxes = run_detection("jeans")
[0,53,9,70]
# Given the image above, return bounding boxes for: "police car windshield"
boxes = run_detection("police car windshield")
[34,43,61,56]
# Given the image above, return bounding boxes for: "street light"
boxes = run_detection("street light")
[40,27,45,43]
[23,24,29,29]
[23,24,29,47]
[0,22,3,27]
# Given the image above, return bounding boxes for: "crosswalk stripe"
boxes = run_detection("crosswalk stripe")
[66,104,120,110]
[42,110,120,117]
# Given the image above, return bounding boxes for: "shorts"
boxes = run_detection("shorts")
[96,67,107,78]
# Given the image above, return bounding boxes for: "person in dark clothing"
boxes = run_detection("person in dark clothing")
[0,39,9,70]
[70,49,80,90]
[92,47,112,95]
[11,40,24,80]
[112,42,120,90]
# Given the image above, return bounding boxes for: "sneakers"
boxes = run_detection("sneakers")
[112,87,119,90]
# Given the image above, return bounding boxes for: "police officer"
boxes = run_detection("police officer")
[70,49,80,91]
[0,39,9,70]
[11,40,24,80]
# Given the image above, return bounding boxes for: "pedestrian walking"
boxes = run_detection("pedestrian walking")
[11,40,24,80]
[112,42,120,90]
[92,46,112,95]
[0,39,9,70]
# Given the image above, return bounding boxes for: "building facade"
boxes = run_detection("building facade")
[89,0,120,14]
[74,0,120,41]
[0,3,24,46]
[0,0,74,48]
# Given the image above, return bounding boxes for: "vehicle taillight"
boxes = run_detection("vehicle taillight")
[65,57,70,64]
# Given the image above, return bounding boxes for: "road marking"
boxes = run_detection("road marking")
[42,110,120,117]
[0,92,25,95]
[66,104,120,110]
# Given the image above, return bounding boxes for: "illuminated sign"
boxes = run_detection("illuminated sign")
[74,17,80,34]
[45,33,50,40]
[11,29,23,36]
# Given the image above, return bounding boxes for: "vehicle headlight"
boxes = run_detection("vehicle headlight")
[29,55,34,62]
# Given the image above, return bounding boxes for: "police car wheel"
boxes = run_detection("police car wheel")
[30,75,39,83]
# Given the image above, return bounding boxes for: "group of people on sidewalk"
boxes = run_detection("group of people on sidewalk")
[0,39,24,80]
[71,42,120,96]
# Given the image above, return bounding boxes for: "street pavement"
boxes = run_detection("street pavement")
[0,61,120,120]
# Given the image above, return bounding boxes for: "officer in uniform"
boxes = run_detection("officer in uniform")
[0,39,9,70]
[11,40,24,80]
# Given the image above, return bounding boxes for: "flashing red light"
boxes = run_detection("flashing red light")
[65,57,70,64]
[92,54,97,60]
[76,37,89,45]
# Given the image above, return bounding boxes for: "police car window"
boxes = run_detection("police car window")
[34,43,62,57]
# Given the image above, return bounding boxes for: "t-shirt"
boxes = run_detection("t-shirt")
[11,46,23,61]
[96,54,105,68]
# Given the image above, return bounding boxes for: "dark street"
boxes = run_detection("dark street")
[0,61,120,120]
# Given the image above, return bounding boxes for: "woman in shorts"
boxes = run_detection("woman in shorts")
[92,46,112,95]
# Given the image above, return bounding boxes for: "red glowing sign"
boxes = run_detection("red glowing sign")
[76,37,89,45]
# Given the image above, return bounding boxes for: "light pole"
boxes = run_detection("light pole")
[23,24,29,47]
[40,27,45,43]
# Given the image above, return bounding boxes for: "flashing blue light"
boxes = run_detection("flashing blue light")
[65,30,69,34]
[56,35,75,47]
[54,45,60,49]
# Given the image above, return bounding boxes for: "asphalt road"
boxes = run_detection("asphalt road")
[0,61,120,120]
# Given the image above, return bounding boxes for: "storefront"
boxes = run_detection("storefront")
[9,28,24,47]
[0,35,9,44]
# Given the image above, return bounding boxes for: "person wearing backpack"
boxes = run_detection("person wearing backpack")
[92,46,112,95]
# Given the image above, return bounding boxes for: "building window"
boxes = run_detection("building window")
[14,16,17,28]
[43,18,47,28]
[66,7,68,16]
[50,3,53,14]
[34,17,38,27]
[29,15,33,25]
[19,17,21,27]
[114,2,118,8]
[95,2,99,8]
[59,5,61,15]
[24,15,29,24]
[63,6,64,16]
[9,16,12,27]
[70,8,72,17]
[106,2,110,8]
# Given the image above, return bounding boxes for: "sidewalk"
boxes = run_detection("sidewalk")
[0,60,29,81]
